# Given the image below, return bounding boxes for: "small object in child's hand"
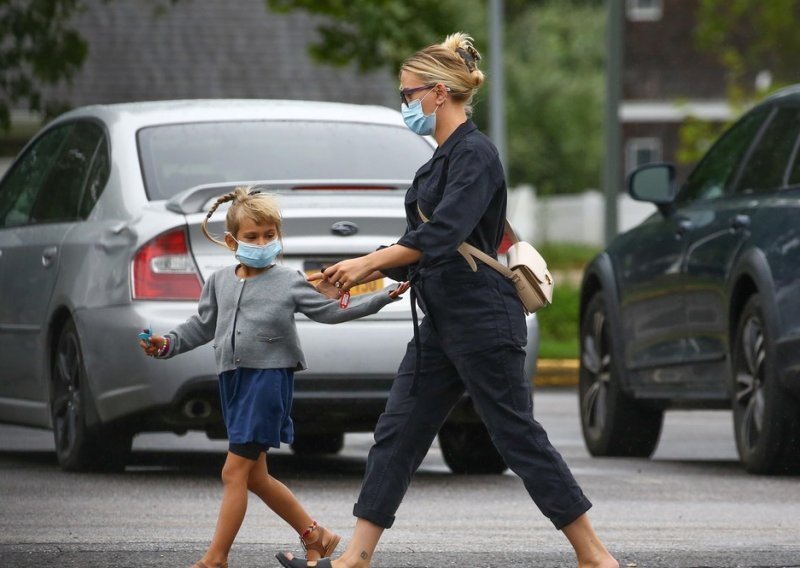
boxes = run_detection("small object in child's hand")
[339,291,351,309]
[138,325,153,346]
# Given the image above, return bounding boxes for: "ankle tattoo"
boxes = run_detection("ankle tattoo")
[360,550,368,560]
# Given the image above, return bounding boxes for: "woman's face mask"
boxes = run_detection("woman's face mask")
[401,87,438,136]
[227,234,282,268]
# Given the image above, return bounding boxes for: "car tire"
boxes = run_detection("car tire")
[732,295,800,474]
[579,292,663,457]
[438,422,508,474]
[50,319,132,472]
[291,432,345,455]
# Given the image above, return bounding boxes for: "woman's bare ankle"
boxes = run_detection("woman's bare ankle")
[334,549,371,568]
[577,553,619,568]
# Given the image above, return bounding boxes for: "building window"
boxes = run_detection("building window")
[627,0,662,21]
[626,137,663,174]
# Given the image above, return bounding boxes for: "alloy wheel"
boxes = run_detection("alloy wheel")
[581,308,611,440]
[52,329,83,459]
[735,315,767,454]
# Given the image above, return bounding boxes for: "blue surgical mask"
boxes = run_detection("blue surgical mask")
[401,88,438,136]
[228,235,282,268]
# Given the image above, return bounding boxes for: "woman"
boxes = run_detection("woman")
[277,32,618,568]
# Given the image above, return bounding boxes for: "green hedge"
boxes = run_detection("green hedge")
[530,242,600,359]
[536,284,581,359]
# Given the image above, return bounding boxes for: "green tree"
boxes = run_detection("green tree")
[267,0,605,194]
[0,0,88,130]
[679,0,800,164]
[503,1,604,194]
[0,0,177,131]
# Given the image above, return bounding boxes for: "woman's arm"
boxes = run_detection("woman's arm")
[293,271,407,324]
[322,244,422,292]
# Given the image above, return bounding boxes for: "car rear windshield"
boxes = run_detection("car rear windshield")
[137,120,433,200]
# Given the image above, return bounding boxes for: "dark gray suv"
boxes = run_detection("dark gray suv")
[579,86,800,474]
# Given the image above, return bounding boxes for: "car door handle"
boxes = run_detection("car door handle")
[675,219,693,238]
[730,214,751,231]
[41,246,58,268]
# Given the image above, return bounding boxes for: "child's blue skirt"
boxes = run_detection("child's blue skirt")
[218,367,294,449]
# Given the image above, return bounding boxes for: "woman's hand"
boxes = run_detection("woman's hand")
[388,281,411,299]
[322,256,376,292]
[139,334,166,357]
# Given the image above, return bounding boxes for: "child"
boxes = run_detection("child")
[139,186,409,568]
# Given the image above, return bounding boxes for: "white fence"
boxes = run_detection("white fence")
[508,185,656,246]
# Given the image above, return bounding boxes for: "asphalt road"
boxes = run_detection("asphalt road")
[1,388,799,568]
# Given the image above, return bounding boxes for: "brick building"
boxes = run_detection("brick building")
[621,0,741,182]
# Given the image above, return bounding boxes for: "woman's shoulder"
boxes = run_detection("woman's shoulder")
[459,127,498,159]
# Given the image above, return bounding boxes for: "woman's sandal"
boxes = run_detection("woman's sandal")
[300,520,341,560]
[275,553,332,568]
[189,562,228,568]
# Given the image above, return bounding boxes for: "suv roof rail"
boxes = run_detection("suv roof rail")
[165,180,412,214]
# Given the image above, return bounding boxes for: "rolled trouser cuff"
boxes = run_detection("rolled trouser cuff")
[551,496,593,530]
[353,503,396,529]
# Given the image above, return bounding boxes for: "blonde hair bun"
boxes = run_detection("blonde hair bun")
[443,32,484,87]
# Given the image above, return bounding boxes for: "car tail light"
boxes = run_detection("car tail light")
[497,232,514,255]
[132,227,203,300]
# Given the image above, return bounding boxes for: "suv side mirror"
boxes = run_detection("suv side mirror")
[628,163,676,216]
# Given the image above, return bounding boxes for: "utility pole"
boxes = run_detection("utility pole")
[488,0,507,172]
[603,0,622,244]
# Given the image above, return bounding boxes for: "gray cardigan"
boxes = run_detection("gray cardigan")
[162,264,397,374]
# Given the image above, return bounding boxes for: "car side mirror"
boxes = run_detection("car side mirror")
[628,163,676,216]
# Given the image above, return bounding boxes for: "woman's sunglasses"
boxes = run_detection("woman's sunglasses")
[400,84,435,106]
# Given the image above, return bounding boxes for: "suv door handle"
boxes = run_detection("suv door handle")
[42,246,58,268]
[730,214,751,231]
[675,219,693,238]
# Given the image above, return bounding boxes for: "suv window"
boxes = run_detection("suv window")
[0,125,72,228]
[29,121,107,223]
[137,120,434,200]
[675,107,769,206]
[732,107,800,194]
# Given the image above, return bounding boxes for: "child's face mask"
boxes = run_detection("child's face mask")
[227,234,282,268]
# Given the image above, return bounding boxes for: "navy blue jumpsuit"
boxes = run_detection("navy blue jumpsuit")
[353,121,592,530]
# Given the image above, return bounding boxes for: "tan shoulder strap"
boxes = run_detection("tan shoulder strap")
[417,205,515,277]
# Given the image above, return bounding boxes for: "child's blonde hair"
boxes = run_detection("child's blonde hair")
[400,32,484,117]
[201,185,282,247]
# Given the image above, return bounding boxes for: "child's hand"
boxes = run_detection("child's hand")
[139,334,167,357]
[308,272,341,300]
[388,281,411,299]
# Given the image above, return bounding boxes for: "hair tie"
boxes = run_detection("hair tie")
[456,47,478,72]
[249,189,261,196]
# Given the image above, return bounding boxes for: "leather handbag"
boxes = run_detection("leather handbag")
[418,208,554,315]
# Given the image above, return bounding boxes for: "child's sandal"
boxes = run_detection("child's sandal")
[300,520,341,560]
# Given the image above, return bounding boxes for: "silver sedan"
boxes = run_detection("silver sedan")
[0,99,539,473]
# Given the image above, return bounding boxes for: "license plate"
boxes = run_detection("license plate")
[303,260,384,296]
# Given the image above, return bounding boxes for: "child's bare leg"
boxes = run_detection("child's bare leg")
[247,452,314,530]
[248,452,337,560]
[200,451,258,567]
[561,513,619,568]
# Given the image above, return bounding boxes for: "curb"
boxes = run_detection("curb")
[534,358,579,387]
